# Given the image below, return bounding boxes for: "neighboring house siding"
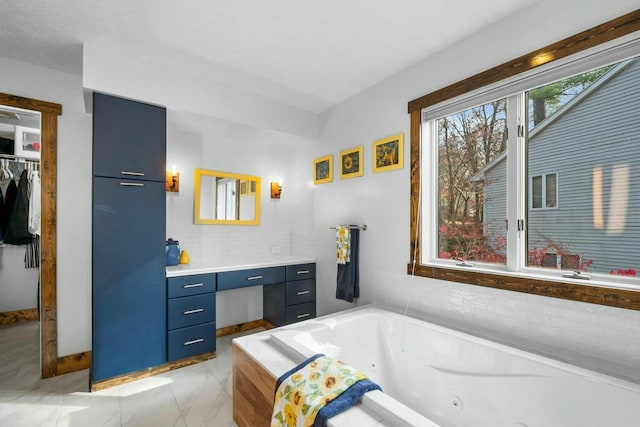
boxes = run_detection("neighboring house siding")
[528,59,640,273]
[482,58,640,273]
[483,157,507,254]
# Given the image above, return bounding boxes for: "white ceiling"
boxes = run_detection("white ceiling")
[1,0,541,113]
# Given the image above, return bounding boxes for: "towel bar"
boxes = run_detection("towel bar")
[329,224,367,230]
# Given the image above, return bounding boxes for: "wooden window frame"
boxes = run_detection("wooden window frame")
[407,10,640,311]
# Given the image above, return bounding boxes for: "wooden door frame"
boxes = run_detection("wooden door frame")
[0,92,61,378]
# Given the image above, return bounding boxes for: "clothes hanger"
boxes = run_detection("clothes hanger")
[0,159,11,179]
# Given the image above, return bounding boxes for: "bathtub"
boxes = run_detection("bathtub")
[260,305,640,427]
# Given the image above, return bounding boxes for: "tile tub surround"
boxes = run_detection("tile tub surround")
[0,320,260,426]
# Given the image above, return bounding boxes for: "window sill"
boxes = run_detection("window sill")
[407,262,640,311]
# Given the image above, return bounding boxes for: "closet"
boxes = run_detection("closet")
[0,105,42,374]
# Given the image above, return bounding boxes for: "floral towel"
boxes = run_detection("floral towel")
[336,225,351,265]
[271,354,381,427]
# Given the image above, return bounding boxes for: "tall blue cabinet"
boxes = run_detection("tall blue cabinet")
[91,93,167,383]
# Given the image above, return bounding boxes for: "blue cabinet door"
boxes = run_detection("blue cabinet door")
[92,177,166,382]
[92,93,166,182]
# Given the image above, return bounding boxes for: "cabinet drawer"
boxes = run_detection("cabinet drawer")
[218,266,285,291]
[285,263,316,281]
[167,322,216,361]
[167,293,216,330]
[286,279,316,305]
[285,302,316,324]
[167,274,216,298]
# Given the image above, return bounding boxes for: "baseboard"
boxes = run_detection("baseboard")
[85,318,273,390]
[90,350,216,392]
[57,351,91,375]
[216,318,275,337]
[0,308,38,325]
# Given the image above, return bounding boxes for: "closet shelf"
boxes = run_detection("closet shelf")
[0,153,40,162]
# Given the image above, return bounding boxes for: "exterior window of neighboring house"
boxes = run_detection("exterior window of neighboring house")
[422,49,640,282]
[540,252,581,270]
[530,173,557,209]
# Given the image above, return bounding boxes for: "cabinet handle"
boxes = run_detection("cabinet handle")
[297,313,310,319]
[297,270,310,274]
[183,283,204,289]
[184,338,204,346]
[296,290,310,296]
[183,308,204,315]
[121,171,145,176]
[120,182,144,187]
[247,275,263,281]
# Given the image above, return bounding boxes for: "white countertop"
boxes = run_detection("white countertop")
[166,255,316,277]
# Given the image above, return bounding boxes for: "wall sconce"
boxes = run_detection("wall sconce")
[166,165,180,192]
[270,179,282,199]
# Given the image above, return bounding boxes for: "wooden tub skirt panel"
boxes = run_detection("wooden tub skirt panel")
[233,342,276,427]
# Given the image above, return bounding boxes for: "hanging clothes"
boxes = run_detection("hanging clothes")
[28,168,40,236]
[26,166,41,269]
[4,169,33,245]
[0,188,4,241]
[25,235,40,269]
[0,177,17,239]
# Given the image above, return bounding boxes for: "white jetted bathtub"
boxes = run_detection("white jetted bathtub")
[266,305,640,427]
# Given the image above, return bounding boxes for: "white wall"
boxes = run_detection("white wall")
[306,0,640,383]
[0,245,39,312]
[83,41,321,139]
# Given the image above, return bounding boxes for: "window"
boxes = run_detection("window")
[537,252,581,270]
[428,57,639,277]
[408,11,640,310]
[530,173,557,209]
[437,99,507,265]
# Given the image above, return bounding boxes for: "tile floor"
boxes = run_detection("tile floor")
[0,321,259,426]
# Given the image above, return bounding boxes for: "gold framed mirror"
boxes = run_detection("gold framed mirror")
[194,169,260,225]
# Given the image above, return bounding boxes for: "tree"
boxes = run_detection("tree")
[528,66,612,126]
[438,100,506,225]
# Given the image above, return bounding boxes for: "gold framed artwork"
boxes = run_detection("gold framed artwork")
[249,180,257,195]
[314,154,333,184]
[339,145,363,179]
[373,133,403,173]
[240,179,248,196]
